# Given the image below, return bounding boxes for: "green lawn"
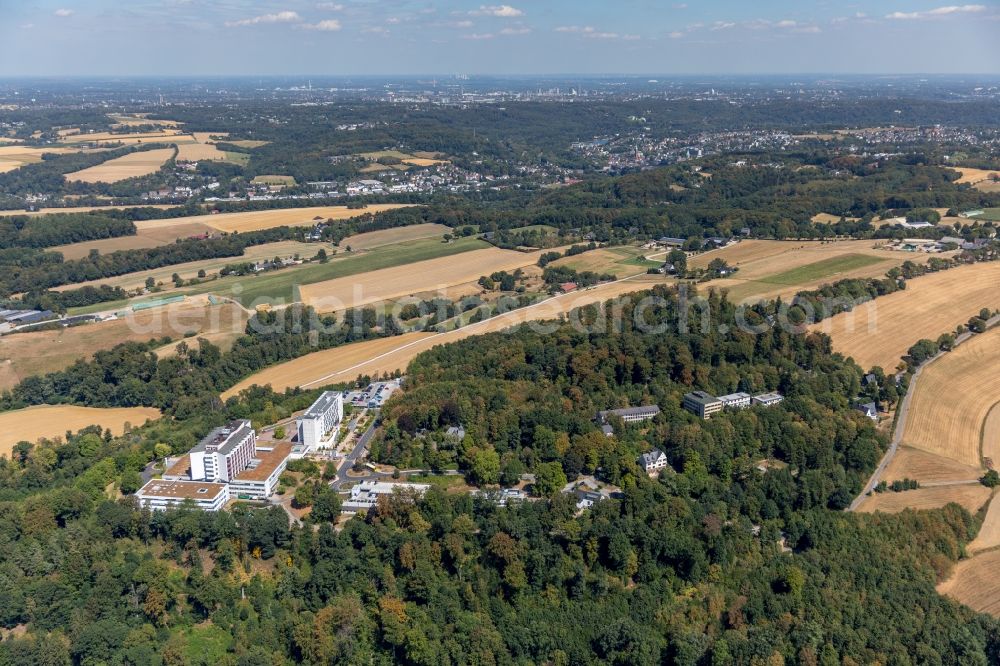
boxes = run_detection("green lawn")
[181,624,233,663]
[182,236,490,306]
[969,208,1000,221]
[757,254,886,286]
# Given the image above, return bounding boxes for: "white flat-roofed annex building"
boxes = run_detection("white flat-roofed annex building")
[753,392,784,407]
[342,480,430,513]
[190,420,256,483]
[718,392,752,410]
[136,480,229,511]
[597,405,661,424]
[229,442,293,500]
[298,391,344,450]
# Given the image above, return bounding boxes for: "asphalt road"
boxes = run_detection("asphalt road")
[848,316,1000,511]
[331,415,379,490]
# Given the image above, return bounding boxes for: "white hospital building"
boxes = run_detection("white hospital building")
[297,391,344,450]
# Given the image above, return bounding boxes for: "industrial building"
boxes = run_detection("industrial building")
[297,391,344,450]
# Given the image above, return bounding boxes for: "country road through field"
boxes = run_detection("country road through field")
[849,315,1000,511]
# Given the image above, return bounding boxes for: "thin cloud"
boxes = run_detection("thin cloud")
[316,2,344,9]
[54,8,74,17]
[226,11,301,27]
[303,19,342,31]
[462,32,495,39]
[499,26,531,35]
[886,4,986,19]
[472,5,524,18]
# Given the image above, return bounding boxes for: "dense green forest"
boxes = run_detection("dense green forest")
[1,287,999,664]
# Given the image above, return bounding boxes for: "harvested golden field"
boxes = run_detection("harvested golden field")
[938,550,1000,616]
[341,223,451,250]
[694,240,928,305]
[53,221,218,259]
[810,213,859,224]
[550,246,656,277]
[134,204,414,234]
[226,139,270,149]
[222,331,436,398]
[0,301,248,391]
[812,262,1000,371]
[899,327,1000,468]
[983,404,1000,465]
[53,240,318,292]
[0,145,99,173]
[108,114,182,128]
[66,148,175,184]
[402,157,449,167]
[881,447,985,485]
[968,491,1000,554]
[0,405,161,456]
[951,166,1000,184]
[230,273,670,394]
[58,130,188,145]
[175,141,228,161]
[0,204,179,218]
[300,247,552,312]
[856,484,990,514]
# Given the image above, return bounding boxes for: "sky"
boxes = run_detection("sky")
[1,0,999,76]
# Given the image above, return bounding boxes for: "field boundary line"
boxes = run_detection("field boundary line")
[299,271,653,389]
[849,314,1000,511]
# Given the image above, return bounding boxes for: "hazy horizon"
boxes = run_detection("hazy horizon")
[2,1,999,77]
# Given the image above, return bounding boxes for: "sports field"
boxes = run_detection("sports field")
[299,246,551,312]
[65,148,175,183]
[0,405,161,457]
[811,262,1000,371]
[251,175,296,186]
[341,223,451,250]
[225,273,670,395]
[898,326,1000,468]
[134,204,413,234]
[0,300,248,390]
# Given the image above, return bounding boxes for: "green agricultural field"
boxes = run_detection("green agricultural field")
[183,236,491,306]
[968,208,1000,221]
[756,253,886,286]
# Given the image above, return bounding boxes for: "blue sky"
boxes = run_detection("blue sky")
[2,1,999,76]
